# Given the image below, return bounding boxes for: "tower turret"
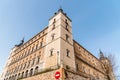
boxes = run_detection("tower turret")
[44,8,76,71]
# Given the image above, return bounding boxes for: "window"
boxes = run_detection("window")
[65,19,68,23]
[35,44,38,50]
[51,33,55,40]
[28,49,30,55]
[19,64,22,70]
[66,25,69,31]
[21,72,24,78]
[36,56,40,64]
[25,70,28,78]
[31,47,34,52]
[82,66,85,73]
[34,66,39,74]
[18,73,21,78]
[66,34,69,41]
[32,59,35,66]
[23,63,26,69]
[27,61,30,68]
[76,63,79,70]
[66,49,70,57]
[50,48,54,56]
[30,68,33,76]
[53,19,56,23]
[52,24,55,30]
[17,65,20,71]
[39,42,43,48]
[27,50,29,55]
[88,69,90,74]
[15,74,17,80]
[24,51,27,57]
[43,31,44,34]
[65,19,69,31]
[52,19,56,30]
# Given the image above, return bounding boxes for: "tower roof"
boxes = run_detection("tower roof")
[49,8,72,22]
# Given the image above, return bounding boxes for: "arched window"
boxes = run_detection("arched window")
[30,68,33,76]
[15,74,17,80]
[11,75,14,80]
[18,73,21,79]
[9,76,11,80]
[34,66,39,74]
[25,70,28,78]
[21,72,24,78]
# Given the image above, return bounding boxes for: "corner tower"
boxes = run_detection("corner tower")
[44,9,76,70]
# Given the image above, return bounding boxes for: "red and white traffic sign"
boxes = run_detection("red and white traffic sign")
[55,71,60,79]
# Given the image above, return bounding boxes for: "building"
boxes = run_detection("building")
[1,8,115,80]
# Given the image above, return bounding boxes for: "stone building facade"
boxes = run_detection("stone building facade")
[1,9,115,80]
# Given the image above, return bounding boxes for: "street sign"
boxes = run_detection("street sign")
[55,71,60,79]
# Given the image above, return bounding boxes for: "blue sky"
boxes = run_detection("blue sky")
[0,0,120,77]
